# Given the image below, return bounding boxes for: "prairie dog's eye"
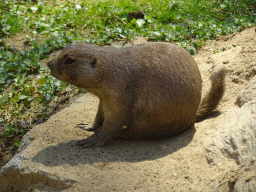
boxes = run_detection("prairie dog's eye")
[90,57,98,68]
[64,57,76,65]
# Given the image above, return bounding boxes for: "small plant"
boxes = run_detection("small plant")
[1,123,27,139]
[0,1,22,37]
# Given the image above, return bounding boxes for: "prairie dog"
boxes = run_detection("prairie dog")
[47,42,226,147]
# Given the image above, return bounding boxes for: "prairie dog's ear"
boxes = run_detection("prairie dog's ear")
[89,56,98,68]
[63,55,76,65]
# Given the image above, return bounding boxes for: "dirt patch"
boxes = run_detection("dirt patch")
[5,32,50,50]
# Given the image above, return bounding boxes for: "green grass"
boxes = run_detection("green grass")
[2,0,256,43]
[0,0,256,165]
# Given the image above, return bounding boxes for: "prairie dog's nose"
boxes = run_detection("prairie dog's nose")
[47,60,54,68]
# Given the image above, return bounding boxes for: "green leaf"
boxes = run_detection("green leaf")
[38,78,46,86]
[33,42,39,48]
[106,39,113,44]
[19,95,27,100]
[0,96,8,106]
[136,19,145,28]
[220,4,226,9]
[6,123,13,129]
[52,31,59,37]
[12,96,19,102]
[13,140,20,147]
[31,6,38,11]
[27,96,34,101]
[191,42,198,50]
[45,93,51,101]
[189,49,195,55]
[27,8,32,13]
[0,79,5,84]
[76,4,81,10]
[198,23,203,27]
[119,34,126,38]
[153,31,161,36]
[20,77,26,84]
[53,80,61,87]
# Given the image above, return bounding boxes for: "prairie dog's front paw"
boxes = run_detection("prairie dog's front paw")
[76,132,110,148]
[76,122,95,131]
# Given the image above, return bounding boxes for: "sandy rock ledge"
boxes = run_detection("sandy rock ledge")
[204,76,256,191]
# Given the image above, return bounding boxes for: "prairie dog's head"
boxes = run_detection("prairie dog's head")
[47,43,103,89]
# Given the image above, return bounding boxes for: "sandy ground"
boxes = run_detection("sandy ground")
[1,27,255,192]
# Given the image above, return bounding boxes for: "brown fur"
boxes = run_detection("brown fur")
[47,42,226,147]
[195,68,226,122]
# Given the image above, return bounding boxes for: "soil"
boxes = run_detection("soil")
[5,32,50,50]
[2,27,256,191]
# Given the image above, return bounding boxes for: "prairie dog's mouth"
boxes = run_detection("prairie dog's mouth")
[49,69,62,81]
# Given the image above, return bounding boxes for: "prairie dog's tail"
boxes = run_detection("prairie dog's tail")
[196,68,227,122]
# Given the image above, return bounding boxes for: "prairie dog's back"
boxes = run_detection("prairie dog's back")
[101,43,202,108]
